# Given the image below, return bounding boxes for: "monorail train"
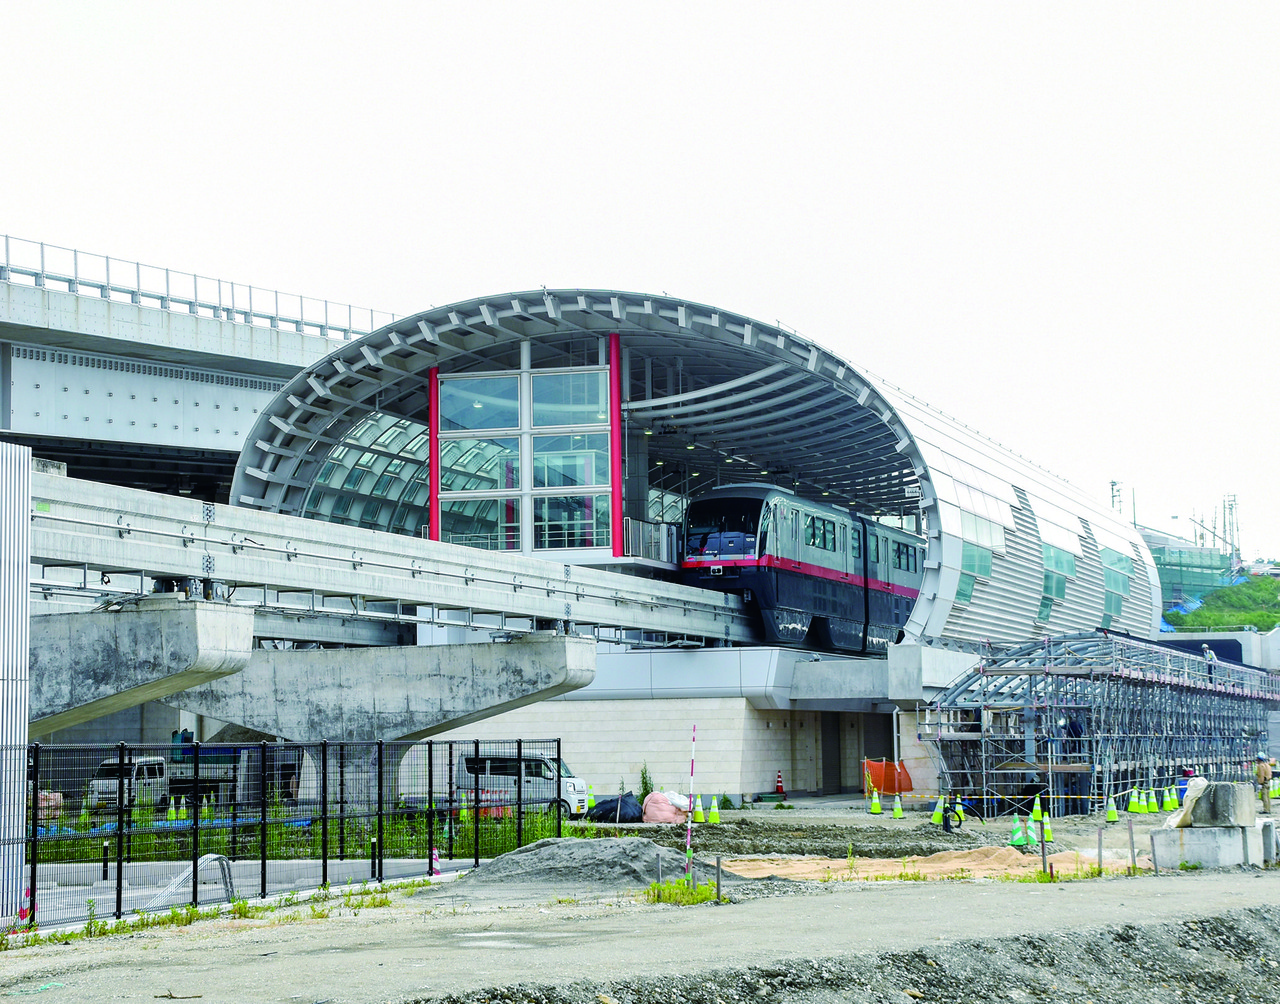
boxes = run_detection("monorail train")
[681,484,925,654]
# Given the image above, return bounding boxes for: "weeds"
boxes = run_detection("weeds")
[644,878,719,906]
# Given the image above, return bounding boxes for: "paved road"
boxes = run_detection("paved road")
[3,869,1279,1003]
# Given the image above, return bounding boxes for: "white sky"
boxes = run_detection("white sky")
[4,4,1277,558]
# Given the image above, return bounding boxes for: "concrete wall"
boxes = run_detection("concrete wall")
[413,697,916,802]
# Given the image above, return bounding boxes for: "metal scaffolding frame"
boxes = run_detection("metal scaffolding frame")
[918,631,1280,818]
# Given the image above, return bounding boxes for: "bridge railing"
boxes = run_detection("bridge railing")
[0,234,396,341]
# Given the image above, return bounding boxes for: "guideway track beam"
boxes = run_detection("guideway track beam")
[30,473,753,643]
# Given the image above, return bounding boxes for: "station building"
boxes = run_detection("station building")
[232,289,1160,799]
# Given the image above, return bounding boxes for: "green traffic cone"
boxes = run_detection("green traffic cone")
[931,798,944,825]
[891,794,904,819]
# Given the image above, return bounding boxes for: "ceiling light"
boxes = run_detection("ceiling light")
[644,428,653,436]
[691,472,700,477]
[472,400,483,409]
[724,458,733,463]
[655,460,664,466]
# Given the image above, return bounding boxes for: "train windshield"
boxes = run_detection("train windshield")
[685,497,762,558]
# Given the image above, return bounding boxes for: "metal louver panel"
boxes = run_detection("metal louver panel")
[0,443,31,917]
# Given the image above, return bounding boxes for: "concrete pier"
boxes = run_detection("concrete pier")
[159,632,596,742]
[29,597,255,734]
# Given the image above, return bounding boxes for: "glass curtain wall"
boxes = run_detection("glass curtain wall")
[437,361,612,552]
[297,348,614,554]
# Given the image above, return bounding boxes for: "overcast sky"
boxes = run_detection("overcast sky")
[5,4,1277,558]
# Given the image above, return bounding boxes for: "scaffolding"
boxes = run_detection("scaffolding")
[918,631,1280,819]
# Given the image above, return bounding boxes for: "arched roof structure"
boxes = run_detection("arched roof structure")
[232,289,1160,647]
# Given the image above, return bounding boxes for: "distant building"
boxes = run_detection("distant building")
[1139,526,1233,607]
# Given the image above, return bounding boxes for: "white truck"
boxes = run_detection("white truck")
[86,750,249,811]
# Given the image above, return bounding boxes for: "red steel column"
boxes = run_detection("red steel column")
[428,366,441,541]
[609,332,624,558]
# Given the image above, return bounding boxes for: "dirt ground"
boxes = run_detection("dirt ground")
[3,805,1275,1004]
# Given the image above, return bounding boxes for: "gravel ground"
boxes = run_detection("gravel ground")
[4,809,1278,1004]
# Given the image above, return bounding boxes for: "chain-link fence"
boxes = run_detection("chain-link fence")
[7,737,572,930]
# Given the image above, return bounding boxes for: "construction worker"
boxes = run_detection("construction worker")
[1201,644,1218,679]
[1255,754,1272,814]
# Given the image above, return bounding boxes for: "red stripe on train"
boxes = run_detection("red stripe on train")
[682,555,921,600]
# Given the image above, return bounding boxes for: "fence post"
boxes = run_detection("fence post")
[27,742,39,929]
[472,740,480,870]
[426,741,435,876]
[515,739,523,848]
[115,741,126,918]
[376,740,385,883]
[191,741,201,907]
[556,738,563,838]
[259,740,268,899]
[338,742,346,861]
[320,740,329,889]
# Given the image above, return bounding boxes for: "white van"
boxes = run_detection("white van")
[455,753,588,818]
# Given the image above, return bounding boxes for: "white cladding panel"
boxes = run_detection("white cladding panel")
[872,381,1159,644]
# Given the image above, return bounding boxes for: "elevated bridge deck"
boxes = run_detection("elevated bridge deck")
[30,472,754,647]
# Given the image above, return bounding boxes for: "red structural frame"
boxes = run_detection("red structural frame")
[428,367,440,541]
[609,333,625,558]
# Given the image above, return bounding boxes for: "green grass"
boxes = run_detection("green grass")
[644,877,720,905]
[1164,575,1280,632]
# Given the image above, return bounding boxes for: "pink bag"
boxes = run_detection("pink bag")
[642,791,688,823]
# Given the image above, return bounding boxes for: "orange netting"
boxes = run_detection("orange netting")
[863,758,913,794]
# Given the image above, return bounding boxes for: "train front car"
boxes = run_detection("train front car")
[681,484,925,655]
[681,485,773,638]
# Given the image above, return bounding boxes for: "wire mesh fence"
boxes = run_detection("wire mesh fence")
[7,737,573,931]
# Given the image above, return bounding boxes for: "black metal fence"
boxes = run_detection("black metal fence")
[10,737,569,930]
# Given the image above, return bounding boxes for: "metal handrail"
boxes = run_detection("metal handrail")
[1,234,397,341]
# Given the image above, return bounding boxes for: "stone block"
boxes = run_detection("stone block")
[1189,782,1257,827]
[1150,825,1263,870]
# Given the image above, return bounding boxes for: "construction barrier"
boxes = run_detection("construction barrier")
[862,758,913,795]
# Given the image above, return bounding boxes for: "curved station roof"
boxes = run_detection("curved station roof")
[232,289,1160,647]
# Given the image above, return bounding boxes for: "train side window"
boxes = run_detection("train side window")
[804,515,817,546]
[870,535,879,563]
[850,526,861,558]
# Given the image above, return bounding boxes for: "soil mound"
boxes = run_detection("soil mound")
[458,837,727,888]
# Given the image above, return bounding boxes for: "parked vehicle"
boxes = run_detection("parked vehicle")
[86,749,249,811]
[451,752,588,818]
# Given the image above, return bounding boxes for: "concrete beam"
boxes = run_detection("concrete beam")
[159,633,597,742]
[30,597,255,733]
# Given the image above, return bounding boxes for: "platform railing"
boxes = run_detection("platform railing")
[0,234,397,341]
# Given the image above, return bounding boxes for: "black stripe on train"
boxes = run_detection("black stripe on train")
[680,484,924,655]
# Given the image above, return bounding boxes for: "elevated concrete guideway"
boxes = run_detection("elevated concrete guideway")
[30,471,753,646]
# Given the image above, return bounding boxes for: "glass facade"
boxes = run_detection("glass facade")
[301,350,615,555]
[531,371,608,427]
[300,414,431,534]
[439,376,519,431]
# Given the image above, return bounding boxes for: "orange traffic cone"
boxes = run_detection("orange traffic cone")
[775,770,786,797]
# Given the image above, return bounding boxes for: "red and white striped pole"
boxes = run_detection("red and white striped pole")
[684,724,696,880]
